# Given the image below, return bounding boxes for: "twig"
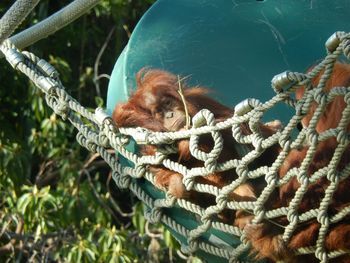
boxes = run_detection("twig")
[83,149,115,169]
[169,248,173,263]
[78,15,87,102]
[93,26,116,98]
[82,152,101,169]
[106,172,134,218]
[145,221,162,239]
[0,217,12,239]
[36,160,54,178]
[83,170,122,225]
[122,24,131,38]
[35,160,61,188]
[35,170,60,189]
[3,229,71,242]
[0,228,74,259]
[176,249,190,261]
[177,75,191,129]
[0,216,23,256]
[94,74,110,81]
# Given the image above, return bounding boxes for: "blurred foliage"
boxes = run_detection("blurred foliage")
[0,1,200,262]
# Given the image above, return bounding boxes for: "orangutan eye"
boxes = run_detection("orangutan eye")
[163,99,173,108]
[165,111,174,119]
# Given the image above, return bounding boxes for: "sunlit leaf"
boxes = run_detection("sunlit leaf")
[132,202,145,235]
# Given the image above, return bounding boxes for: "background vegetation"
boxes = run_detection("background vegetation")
[0,1,200,262]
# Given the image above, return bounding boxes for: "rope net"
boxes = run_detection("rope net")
[1,31,350,262]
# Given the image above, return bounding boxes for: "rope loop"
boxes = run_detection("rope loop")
[337,130,348,145]
[75,132,86,148]
[147,208,162,224]
[190,109,223,173]
[306,130,319,145]
[97,133,109,148]
[54,99,69,120]
[286,211,299,226]
[341,33,350,59]
[344,90,350,105]
[327,169,339,184]
[315,247,327,262]
[112,171,130,189]
[313,88,327,105]
[317,211,329,226]
[134,164,146,178]
[187,238,199,253]
[85,139,97,153]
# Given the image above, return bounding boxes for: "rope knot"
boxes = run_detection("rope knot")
[326,170,339,183]
[315,248,327,263]
[112,171,131,189]
[97,133,110,148]
[215,194,228,210]
[86,139,97,152]
[134,164,146,178]
[306,130,319,145]
[317,211,329,226]
[313,88,327,105]
[252,135,263,152]
[147,208,162,223]
[54,99,69,120]
[183,177,194,191]
[286,211,299,225]
[344,90,350,105]
[154,152,167,164]
[295,102,303,116]
[187,238,199,253]
[265,171,278,185]
[336,130,348,145]
[341,33,350,59]
[297,173,309,186]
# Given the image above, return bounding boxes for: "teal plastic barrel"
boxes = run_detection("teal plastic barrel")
[107,0,350,261]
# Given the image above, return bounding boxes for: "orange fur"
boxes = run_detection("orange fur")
[112,69,280,225]
[246,63,350,262]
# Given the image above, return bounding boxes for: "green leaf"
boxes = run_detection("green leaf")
[132,202,145,235]
[94,96,104,107]
[163,228,180,250]
[17,192,32,214]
